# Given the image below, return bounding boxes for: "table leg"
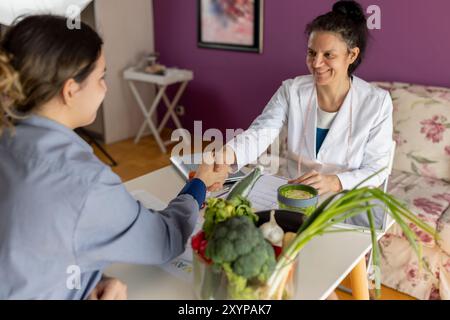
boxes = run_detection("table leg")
[128,81,168,152]
[349,256,370,300]
[158,81,188,133]
[134,84,161,143]
[158,97,173,134]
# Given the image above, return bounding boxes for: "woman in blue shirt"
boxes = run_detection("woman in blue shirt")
[0,15,228,299]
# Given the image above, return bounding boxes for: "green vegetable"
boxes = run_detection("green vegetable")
[205,216,276,299]
[203,196,258,239]
[226,166,263,201]
[222,263,258,300]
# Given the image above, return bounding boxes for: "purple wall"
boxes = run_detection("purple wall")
[154,0,450,132]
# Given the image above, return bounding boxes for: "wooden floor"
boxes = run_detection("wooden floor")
[91,130,175,183]
[336,287,414,300]
[91,132,415,300]
[336,278,415,300]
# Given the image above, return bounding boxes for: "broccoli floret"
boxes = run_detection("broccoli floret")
[222,263,258,300]
[203,197,258,239]
[233,240,276,282]
[205,216,276,282]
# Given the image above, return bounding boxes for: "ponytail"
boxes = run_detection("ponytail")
[0,49,24,136]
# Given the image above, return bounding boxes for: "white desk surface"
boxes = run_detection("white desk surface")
[123,67,194,86]
[104,166,376,300]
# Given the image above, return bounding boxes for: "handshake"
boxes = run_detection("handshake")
[191,146,343,196]
[193,146,236,192]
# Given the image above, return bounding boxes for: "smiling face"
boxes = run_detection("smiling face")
[306,31,359,87]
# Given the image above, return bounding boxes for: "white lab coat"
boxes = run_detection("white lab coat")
[227,75,393,189]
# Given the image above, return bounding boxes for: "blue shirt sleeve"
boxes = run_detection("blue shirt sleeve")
[178,178,206,208]
[74,167,201,271]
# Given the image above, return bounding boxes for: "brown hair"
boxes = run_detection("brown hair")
[305,0,368,76]
[0,50,24,136]
[0,14,103,136]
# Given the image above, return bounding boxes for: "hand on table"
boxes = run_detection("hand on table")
[88,276,128,300]
[288,170,342,195]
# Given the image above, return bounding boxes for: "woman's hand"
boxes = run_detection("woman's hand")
[88,276,128,300]
[195,161,229,191]
[208,146,236,192]
[288,170,342,195]
[197,147,236,192]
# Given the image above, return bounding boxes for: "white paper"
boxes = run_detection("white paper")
[247,175,289,211]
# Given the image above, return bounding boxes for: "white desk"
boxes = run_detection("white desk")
[124,67,193,153]
[104,166,378,300]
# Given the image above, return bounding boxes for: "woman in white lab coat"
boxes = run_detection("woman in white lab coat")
[222,0,393,195]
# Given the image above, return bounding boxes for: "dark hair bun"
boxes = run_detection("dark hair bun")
[332,0,366,23]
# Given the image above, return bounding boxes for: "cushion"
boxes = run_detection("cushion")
[372,82,450,182]
[379,233,443,300]
[437,208,450,256]
[387,170,450,248]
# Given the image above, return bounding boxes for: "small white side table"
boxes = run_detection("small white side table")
[124,67,193,153]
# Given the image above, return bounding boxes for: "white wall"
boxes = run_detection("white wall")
[93,0,155,144]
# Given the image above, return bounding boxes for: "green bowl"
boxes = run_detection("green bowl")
[277,184,319,215]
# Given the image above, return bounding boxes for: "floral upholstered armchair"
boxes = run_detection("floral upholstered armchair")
[372,82,450,300]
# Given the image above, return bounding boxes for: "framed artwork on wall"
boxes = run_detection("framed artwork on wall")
[198,0,263,53]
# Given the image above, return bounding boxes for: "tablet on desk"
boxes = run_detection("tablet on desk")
[170,153,246,183]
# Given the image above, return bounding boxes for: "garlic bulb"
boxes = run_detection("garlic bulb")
[259,210,284,247]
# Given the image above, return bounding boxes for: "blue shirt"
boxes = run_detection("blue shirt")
[316,107,338,157]
[316,128,329,156]
[0,115,204,299]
